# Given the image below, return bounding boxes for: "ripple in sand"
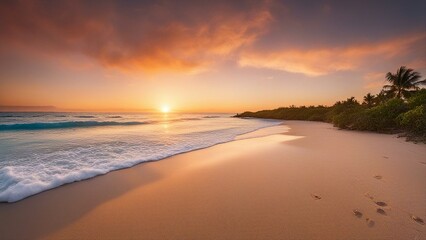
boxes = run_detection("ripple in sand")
[353,210,363,218]
[376,208,387,215]
[411,215,425,225]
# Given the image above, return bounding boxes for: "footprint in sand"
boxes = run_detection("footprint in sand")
[376,208,387,215]
[310,194,322,200]
[374,175,383,180]
[375,201,388,207]
[353,210,375,227]
[366,218,375,227]
[365,193,389,207]
[353,210,363,218]
[411,215,425,225]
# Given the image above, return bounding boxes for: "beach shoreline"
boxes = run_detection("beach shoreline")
[0,121,425,239]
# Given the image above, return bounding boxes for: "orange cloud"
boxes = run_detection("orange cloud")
[99,9,272,74]
[238,33,425,76]
[0,0,272,73]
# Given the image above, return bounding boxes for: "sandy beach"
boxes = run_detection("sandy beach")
[0,121,425,240]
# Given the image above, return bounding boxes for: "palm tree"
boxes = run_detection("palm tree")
[383,66,425,99]
[374,90,392,105]
[363,93,375,107]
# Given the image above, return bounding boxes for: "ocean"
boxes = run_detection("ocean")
[0,112,281,202]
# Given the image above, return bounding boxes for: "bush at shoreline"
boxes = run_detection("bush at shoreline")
[235,89,426,142]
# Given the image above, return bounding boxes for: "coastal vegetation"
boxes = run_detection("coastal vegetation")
[235,66,426,142]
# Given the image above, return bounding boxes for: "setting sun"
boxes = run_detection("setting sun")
[161,105,170,113]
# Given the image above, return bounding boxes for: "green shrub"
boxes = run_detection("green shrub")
[308,113,326,121]
[330,97,364,128]
[331,97,360,114]
[235,106,331,121]
[353,98,407,132]
[407,89,426,109]
[332,107,364,129]
[235,90,426,140]
[397,105,426,135]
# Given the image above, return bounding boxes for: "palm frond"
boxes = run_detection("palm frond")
[415,79,426,85]
[382,85,394,90]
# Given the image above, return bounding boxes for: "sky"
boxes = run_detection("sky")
[0,0,425,113]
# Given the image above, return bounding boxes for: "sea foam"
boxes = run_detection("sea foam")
[0,113,281,202]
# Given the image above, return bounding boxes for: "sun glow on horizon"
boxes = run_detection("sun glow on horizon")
[161,105,170,113]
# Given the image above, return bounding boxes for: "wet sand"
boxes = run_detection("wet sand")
[0,121,425,239]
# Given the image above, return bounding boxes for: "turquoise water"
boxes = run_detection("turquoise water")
[0,112,281,202]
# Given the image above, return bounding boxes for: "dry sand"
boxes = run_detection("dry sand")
[0,121,425,240]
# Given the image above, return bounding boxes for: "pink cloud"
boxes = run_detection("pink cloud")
[238,33,425,76]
